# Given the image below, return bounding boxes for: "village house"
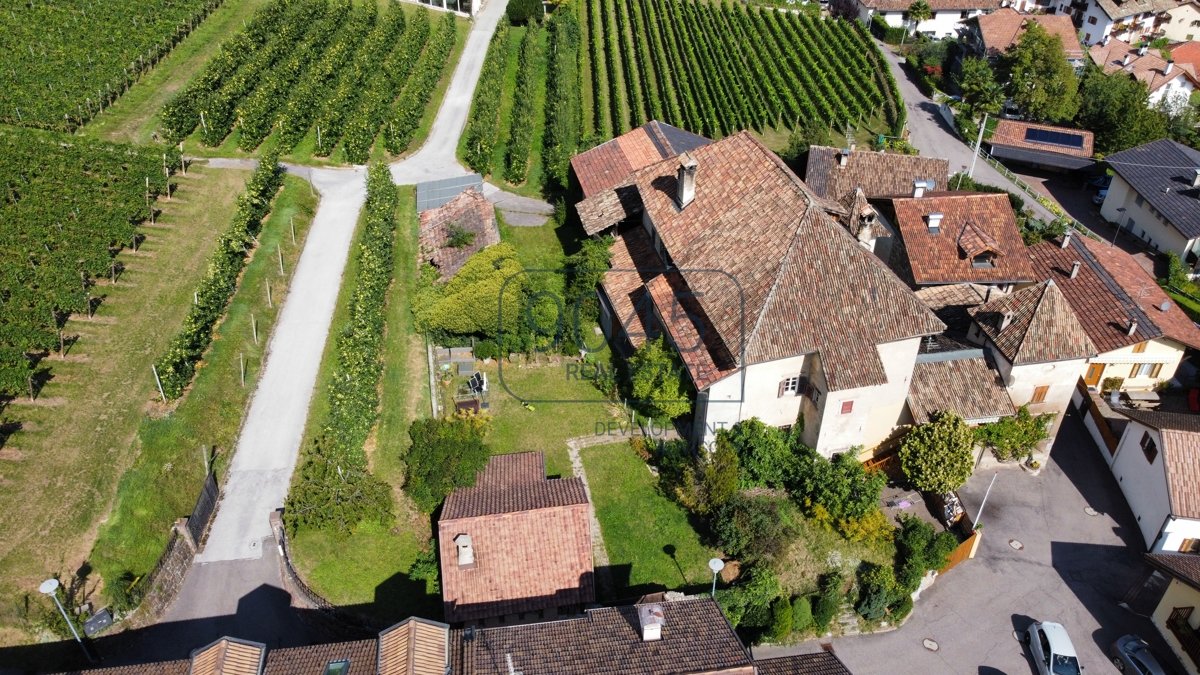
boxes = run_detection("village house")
[984,120,1096,172]
[1172,39,1200,72]
[966,8,1087,67]
[1163,1,1200,39]
[418,188,500,281]
[1028,231,1200,391]
[1145,553,1200,671]
[1089,38,1199,106]
[854,0,1002,39]
[437,452,593,624]
[1057,0,1182,45]
[572,131,945,457]
[1098,138,1200,261]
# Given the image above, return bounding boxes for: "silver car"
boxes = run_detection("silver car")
[1023,621,1082,675]
[1110,634,1168,674]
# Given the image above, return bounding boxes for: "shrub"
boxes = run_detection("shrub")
[1101,376,1125,392]
[796,451,887,524]
[713,493,798,564]
[870,14,907,44]
[409,542,441,593]
[507,0,543,25]
[894,514,958,593]
[768,596,793,641]
[974,406,1054,462]
[474,340,499,360]
[413,242,528,339]
[839,508,895,548]
[629,436,652,462]
[403,413,491,511]
[446,224,475,249]
[812,572,844,631]
[629,337,692,419]
[855,562,898,620]
[717,566,781,628]
[899,411,975,494]
[1166,252,1190,289]
[791,595,813,632]
[889,595,914,622]
[106,571,144,615]
[721,418,807,489]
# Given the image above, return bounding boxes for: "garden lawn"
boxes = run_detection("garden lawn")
[777,517,895,597]
[581,442,719,600]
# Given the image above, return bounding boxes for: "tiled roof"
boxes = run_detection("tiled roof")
[883,192,1037,286]
[1090,39,1200,94]
[988,119,1094,159]
[1028,234,1200,352]
[453,598,753,675]
[1171,40,1200,75]
[974,9,1085,60]
[570,121,711,198]
[1147,552,1200,591]
[1116,409,1200,519]
[378,618,449,675]
[441,453,588,520]
[59,663,190,675]
[645,271,738,390]
[755,652,854,675]
[838,188,889,240]
[418,188,500,281]
[968,279,1096,364]
[600,226,662,350]
[591,133,943,392]
[908,357,1016,424]
[860,0,1001,11]
[1094,0,1181,21]
[262,640,378,674]
[916,282,1000,336]
[191,638,266,675]
[803,146,950,200]
[1104,138,1200,238]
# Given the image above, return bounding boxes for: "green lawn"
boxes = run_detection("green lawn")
[581,442,719,600]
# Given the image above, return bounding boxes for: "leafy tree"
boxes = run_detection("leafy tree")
[899,411,974,494]
[904,0,932,41]
[507,0,543,25]
[717,566,782,628]
[563,237,613,348]
[956,56,1004,117]
[704,434,740,511]
[974,405,1054,462]
[780,117,828,167]
[797,451,887,522]
[768,596,794,640]
[1076,64,1168,153]
[404,413,491,511]
[713,493,799,564]
[413,242,527,339]
[722,418,806,489]
[1156,94,1199,149]
[893,514,958,592]
[1004,23,1079,122]
[629,337,692,419]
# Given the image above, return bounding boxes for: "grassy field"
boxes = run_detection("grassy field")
[581,442,719,600]
[89,172,318,596]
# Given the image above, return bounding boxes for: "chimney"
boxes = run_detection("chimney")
[1138,44,1149,56]
[1192,168,1200,188]
[913,179,930,198]
[1123,52,1133,66]
[1165,60,1175,75]
[1127,319,1138,336]
[1103,34,1111,45]
[638,604,665,641]
[1061,229,1073,249]
[454,533,475,567]
[926,212,944,232]
[1000,311,1015,331]
[1070,261,1081,279]
[676,153,697,209]
[838,147,852,166]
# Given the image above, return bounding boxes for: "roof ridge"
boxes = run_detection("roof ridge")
[744,206,816,358]
[1075,237,1162,339]
[1015,280,1057,361]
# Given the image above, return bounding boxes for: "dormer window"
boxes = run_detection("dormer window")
[972,251,997,268]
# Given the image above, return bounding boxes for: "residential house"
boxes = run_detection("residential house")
[1099,139,1200,261]
[574,131,946,456]
[967,8,1087,67]
[418,188,500,281]
[570,120,711,199]
[966,279,1098,448]
[1163,1,1200,39]
[874,192,1037,291]
[64,598,855,675]
[1102,409,1200,553]
[985,120,1096,172]
[1172,39,1200,71]
[855,0,1002,38]
[438,452,593,624]
[1028,231,1200,391]
[1057,0,1181,46]
[1145,553,1200,671]
[1089,38,1199,106]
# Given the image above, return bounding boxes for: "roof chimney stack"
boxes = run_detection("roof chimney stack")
[1138,44,1149,56]
[925,211,943,232]
[1103,34,1110,46]
[1000,311,1015,331]
[1070,261,1081,279]
[1127,319,1138,336]
[638,604,665,642]
[1061,230,1073,249]
[838,148,852,167]
[913,179,930,199]
[676,153,697,209]
[454,533,475,567]
[1123,52,1133,66]
[1165,60,1175,75]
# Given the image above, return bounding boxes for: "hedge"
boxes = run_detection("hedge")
[462,23,510,173]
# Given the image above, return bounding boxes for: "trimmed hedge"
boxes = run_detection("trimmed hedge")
[503,23,545,183]
[542,5,582,190]
[384,13,458,154]
[462,23,510,173]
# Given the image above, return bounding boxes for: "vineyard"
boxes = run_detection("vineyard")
[159,0,459,163]
[0,127,178,399]
[0,0,222,132]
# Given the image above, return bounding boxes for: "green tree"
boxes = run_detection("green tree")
[413,242,527,339]
[1156,94,1199,149]
[1076,64,1168,153]
[974,405,1054,462]
[629,337,692,419]
[703,433,740,511]
[722,418,807,489]
[904,0,932,42]
[506,0,543,25]
[404,413,491,511]
[713,493,799,564]
[899,411,975,494]
[797,451,887,522]
[956,56,1004,118]
[1005,23,1079,122]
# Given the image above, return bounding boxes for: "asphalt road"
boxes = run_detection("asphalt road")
[756,408,1181,674]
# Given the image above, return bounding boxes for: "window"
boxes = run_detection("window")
[1133,342,1146,353]
[841,400,854,415]
[1140,431,1158,464]
[972,252,997,268]
[1084,32,1092,42]
[1031,385,1049,404]
[780,376,800,396]
[324,661,351,675]
[1087,15,1097,24]
[1181,538,1200,553]
[1135,195,1145,207]
[1130,363,1160,378]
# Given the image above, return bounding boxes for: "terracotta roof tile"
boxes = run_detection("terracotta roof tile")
[909,357,1016,423]
[191,638,266,675]
[418,189,500,280]
[1147,552,1200,591]
[58,663,191,675]
[1093,0,1181,22]
[755,652,855,675]
[262,640,377,674]
[600,227,663,349]
[1115,409,1200,519]
[884,193,1037,286]
[377,617,449,675]
[441,453,588,520]
[1090,39,1200,93]
[804,146,950,200]
[974,8,1084,59]
[916,282,999,334]
[989,119,1094,159]
[570,121,711,198]
[968,279,1096,364]
[1172,40,1200,75]
[646,271,738,390]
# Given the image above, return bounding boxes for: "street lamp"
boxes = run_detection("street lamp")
[39,578,93,663]
[708,558,726,598]
[1112,208,1127,246]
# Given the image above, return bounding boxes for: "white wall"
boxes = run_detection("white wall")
[697,354,811,448]
[1162,2,1200,41]
[1160,516,1200,553]
[1148,75,1197,108]
[857,3,985,39]
[1111,420,1173,549]
[1101,174,1196,258]
[812,337,922,457]
[1084,338,1188,392]
[1002,355,1090,452]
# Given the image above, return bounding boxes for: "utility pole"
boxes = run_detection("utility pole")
[968,113,988,179]
[975,473,999,529]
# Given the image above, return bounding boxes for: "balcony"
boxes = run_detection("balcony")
[1167,607,1200,668]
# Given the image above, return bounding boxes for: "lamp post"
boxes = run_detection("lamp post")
[708,558,726,598]
[1112,208,1127,246]
[39,579,93,663]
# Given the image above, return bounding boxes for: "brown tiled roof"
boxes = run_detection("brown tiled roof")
[59,663,190,675]
[916,282,999,335]
[755,652,855,675]
[908,357,1016,424]
[262,640,377,674]
[1094,0,1181,21]
[968,280,1096,365]
[884,193,1037,286]
[1089,39,1200,93]
[570,121,711,198]
[1147,552,1200,591]
[1115,409,1200,519]
[191,638,265,675]
[600,226,662,350]
[418,189,500,281]
[974,8,1085,60]
[803,146,950,201]
[441,452,588,520]
[378,618,449,675]
[861,0,1001,10]
[838,188,889,240]
[1172,41,1200,75]
[989,120,1094,159]
[453,598,753,675]
[645,271,738,390]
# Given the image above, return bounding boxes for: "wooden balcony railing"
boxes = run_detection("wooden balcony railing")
[1168,607,1200,668]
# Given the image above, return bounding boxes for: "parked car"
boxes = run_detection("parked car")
[1023,621,1082,675]
[1092,188,1108,205]
[1088,174,1112,189]
[1109,634,1168,674]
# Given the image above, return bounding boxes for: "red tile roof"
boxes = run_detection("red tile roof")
[908,357,1016,423]
[989,119,1094,159]
[262,640,378,674]
[803,146,950,200]
[885,192,1037,286]
[974,8,1084,60]
[418,189,500,281]
[1172,40,1200,76]
[570,121,711,198]
[441,452,588,520]
[600,226,662,350]
[1116,409,1200,519]
[377,618,449,675]
[755,652,854,675]
[968,279,1097,364]
[1089,39,1200,93]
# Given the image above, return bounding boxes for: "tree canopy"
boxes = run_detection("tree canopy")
[629,336,692,419]
[413,242,527,339]
[404,413,491,511]
[1005,24,1079,122]
[899,411,975,494]
[720,418,807,489]
[1075,65,1168,153]
[956,56,1004,118]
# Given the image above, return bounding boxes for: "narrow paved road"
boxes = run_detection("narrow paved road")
[878,43,1058,224]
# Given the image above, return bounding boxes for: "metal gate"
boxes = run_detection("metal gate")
[187,472,219,545]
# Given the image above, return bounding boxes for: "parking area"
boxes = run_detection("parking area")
[756,408,1186,674]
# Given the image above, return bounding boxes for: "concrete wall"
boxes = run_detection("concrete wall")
[1085,338,1187,392]
[1161,517,1200,553]
[1111,420,1173,549]
[126,520,196,629]
[1101,174,1197,258]
[697,354,810,448]
[856,4,986,38]
[813,337,922,457]
[1162,2,1200,41]
[1152,578,1200,672]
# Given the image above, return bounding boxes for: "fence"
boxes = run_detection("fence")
[940,514,981,573]
[186,472,218,545]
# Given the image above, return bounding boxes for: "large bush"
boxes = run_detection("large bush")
[796,451,887,523]
[413,242,528,339]
[629,337,693,419]
[812,571,845,630]
[974,406,1053,462]
[899,411,975,494]
[507,0,543,24]
[717,566,782,628]
[768,596,793,641]
[894,515,958,593]
[855,562,898,621]
[404,413,491,511]
[713,493,799,564]
[791,595,813,632]
[722,418,808,489]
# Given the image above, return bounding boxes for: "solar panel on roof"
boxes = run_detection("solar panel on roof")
[1024,127,1085,149]
[416,173,483,212]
